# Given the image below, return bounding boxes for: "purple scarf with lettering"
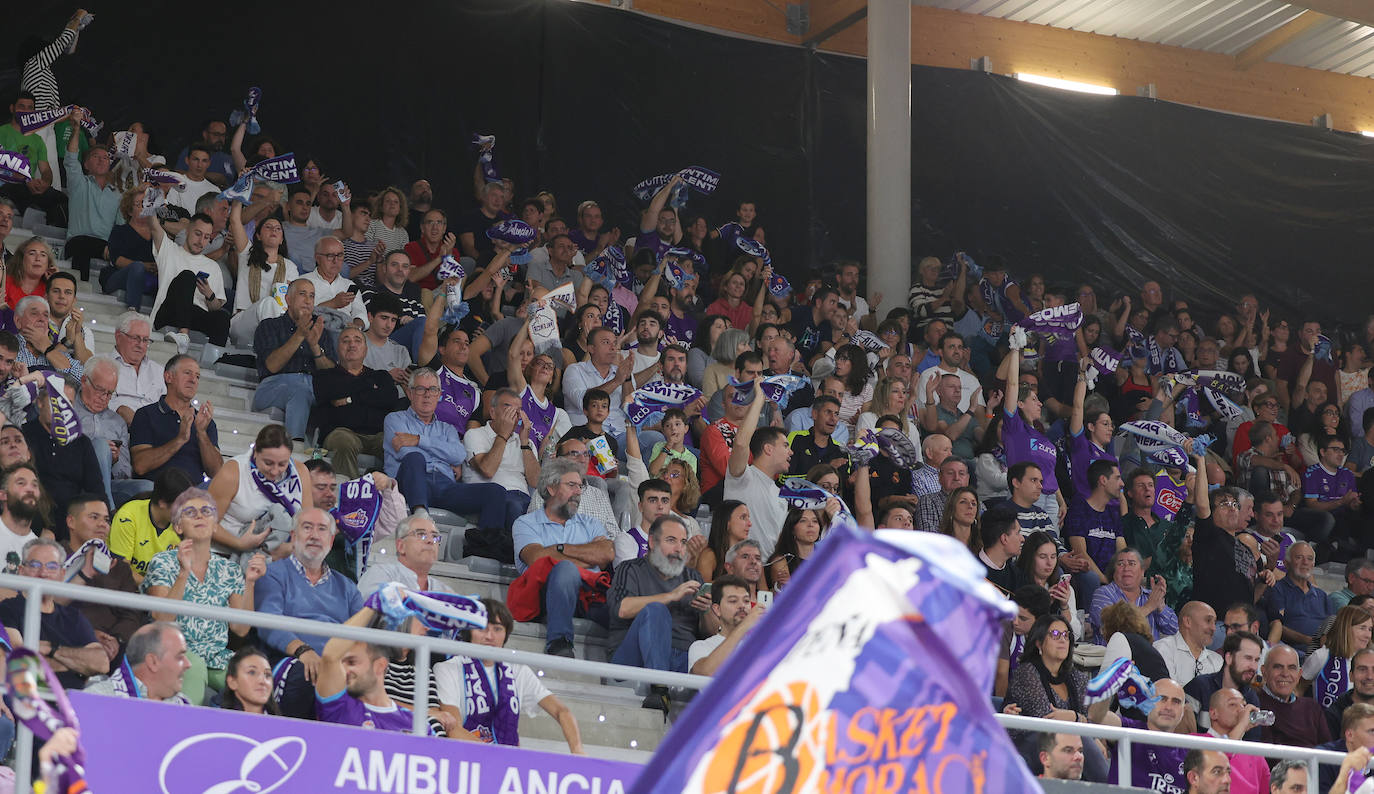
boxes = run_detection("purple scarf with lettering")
[436,367,478,437]
[632,167,720,202]
[1317,653,1350,710]
[522,386,557,451]
[31,374,83,446]
[17,105,102,137]
[460,657,521,746]
[332,476,382,547]
[0,149,32,184]
[252,152,301,184]
[1016,303,1083,339]
[5,649,87,791]
[249,452,303,515]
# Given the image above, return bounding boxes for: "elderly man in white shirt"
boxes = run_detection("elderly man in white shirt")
[303,236,367,332]
[562,327,630,441]
[108,311,165,425]
[357,511,453,595]
[461,389,539,518]
[1153,600,1223,686]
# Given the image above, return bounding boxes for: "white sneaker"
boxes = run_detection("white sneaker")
[165,331,190,355]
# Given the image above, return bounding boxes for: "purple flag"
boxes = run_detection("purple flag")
[1016,302,1082,339]
[332,476,382,546]
[0,150,32,184]
[485,218,535,247]
[629,518,1039,794]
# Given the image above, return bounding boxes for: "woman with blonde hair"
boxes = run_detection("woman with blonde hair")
[366,186,410,252]
[665,458,701,519]
[859,376,920,448]
[102,185,158,308]
[1095,601,1170,683]
[1304,604,1373,709]
[4,237,55,309]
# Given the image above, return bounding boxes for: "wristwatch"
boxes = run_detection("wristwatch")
[292,644,311,659]
[521,444,533,451]
[556,543,565,555]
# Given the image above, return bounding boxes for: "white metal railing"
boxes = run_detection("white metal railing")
[997,712,1348,789]
[0,572,711,792]
[1,573,1355,793]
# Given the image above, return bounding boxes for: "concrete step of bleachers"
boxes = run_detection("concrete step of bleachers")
[520,737,651,765]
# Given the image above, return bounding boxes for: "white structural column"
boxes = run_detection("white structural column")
[866,0,912,312]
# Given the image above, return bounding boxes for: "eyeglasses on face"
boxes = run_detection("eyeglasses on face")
[409,385,440,395]
[1046,629,1070,640]
[23,561,61,572]
[407,531,443,544]
[179,505,217,520]
[561,449,590,459]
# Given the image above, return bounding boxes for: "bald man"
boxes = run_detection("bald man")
[1197,688,1269,792]
[1110,678,1190,790]
[1155,601,1223,685]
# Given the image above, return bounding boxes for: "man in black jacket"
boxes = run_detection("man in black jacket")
[314,326,403,478]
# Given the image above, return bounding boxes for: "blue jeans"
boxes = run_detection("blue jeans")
[391,318,426,361]
[610,602,688,673]
[95,440,152,508]
[541,560,609,650]
[252,373,315,440]
[393,451,514,529]
[102,262,155,309]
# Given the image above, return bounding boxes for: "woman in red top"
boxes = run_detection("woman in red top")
[4,237,54,310]
[705,269,753,330]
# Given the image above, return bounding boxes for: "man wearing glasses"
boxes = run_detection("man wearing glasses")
[357,511,453,596]
[108,311,165,426]
[1302,433,1361,557]
[254,507,364,719]
[1331,559,1374,610]
[1192,481,1278,617]
[71,355,148,506]
[0,538,108,690]
[303,237,367,331]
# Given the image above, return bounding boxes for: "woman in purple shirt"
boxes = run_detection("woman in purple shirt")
[1068,362,1118,500]
[1004,339,1064,525]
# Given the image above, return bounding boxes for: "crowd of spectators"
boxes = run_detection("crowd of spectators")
[4,7,1374,788]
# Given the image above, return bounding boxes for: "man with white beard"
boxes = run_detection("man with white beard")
[606,514,711,712]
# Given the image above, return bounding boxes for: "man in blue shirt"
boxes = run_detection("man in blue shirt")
[254,507,364,718]
[1259,541,1333,654]
[511,458,613,658]
[383,368,514,554]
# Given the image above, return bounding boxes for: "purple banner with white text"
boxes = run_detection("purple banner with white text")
[69,691,641,793]
[629,518,1037,794]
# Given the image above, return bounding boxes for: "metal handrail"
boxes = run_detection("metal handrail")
[997,712,1348,789]
[0,572,711,790]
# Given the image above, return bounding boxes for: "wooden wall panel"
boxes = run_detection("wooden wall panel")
[589,0,1374,133]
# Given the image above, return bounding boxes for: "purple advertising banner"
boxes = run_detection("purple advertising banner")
[629,517,1039,794]
[69,690,641,793]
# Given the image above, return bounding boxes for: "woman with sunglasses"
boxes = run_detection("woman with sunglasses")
[143,487,266,699]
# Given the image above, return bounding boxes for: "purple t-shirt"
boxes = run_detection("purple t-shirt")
[1003,408,1059,494]
[1303,463,1355,502]
[1064,496,1122,574]
[1046,334,1078,363]
[666,311,698,346]
[1069,431,1116,499]
[1107,717,1188,793]
[316,691,422,734]
[634,229,672,262]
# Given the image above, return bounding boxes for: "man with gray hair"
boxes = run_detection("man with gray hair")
[1259,541,1333,650]
[72,355,148,506]
[84,621,192,703]
[109,311,164,425]
[12,294,81,378]
[0,538,109,690]
[607,514,709,711]
[1267,759,1307,794]
[357,509,454,595]
[253,506,364,718]
[303,236,367,331]
[253,277,336,441]
[1331,557,1374,610]
[511,458,614,658]
[723,538,765,603]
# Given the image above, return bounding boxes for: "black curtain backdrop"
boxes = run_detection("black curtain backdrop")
[5,2,1374,322]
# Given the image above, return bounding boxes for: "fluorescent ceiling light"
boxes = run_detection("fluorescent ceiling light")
[1015,73,1118,96]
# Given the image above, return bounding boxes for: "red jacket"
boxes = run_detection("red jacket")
[507,555,610,622]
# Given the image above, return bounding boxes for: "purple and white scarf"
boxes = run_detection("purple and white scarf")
[632,166,720,202]
[1117,419,1190,454]
[460,656,521,746]
[5,649,88,791]
[766,272,791,297]
[222,169,255,206]
[847,330,889,353]
[1316,652,1350,710]
[522,386,557,450]
[228,87,262,135]
[144,167,189,191]
[436,367,478,437]
[63,538,111,582]
[403,591,486,637]
[736,237,771,266]
[438,256,470,325]
[1016,303,1083,339]
[485,219,535,248]
[252,152,300,184]
[0,149,32,184]
[28,374,83,446]
[472,133,500,184]
[249,451,302,515]
[332,476,383,546]
[1205,387,1245,422]
[17,105,102,137]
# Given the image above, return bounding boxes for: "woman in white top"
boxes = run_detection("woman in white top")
[1302,605,1371,710]
[433,598,582,751]
[207,424,312,561]
[833,344,875,432]
[227,202,299,347]
[856,376,920,448]
[366,187,410,253]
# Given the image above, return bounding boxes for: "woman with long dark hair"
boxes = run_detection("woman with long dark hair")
[1017,530,1082,639]
[561,303,602,366]
[765,507,824,589]
[221,646,277,715]
[833,344,873,432]
[228,200,297,346]
[696,500,751,580]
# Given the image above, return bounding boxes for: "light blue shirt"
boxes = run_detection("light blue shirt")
[383,408,470,479]
[785,407,850,444]
[63,151,121,240]
[511,510,606,575]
